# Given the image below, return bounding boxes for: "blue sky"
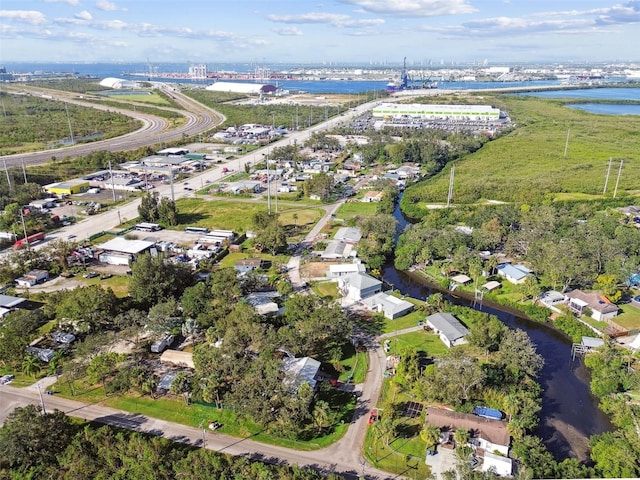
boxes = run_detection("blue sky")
[1,0,639,65]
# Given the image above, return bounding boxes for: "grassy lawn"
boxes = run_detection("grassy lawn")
[217,251,290,269]
[339,344,368,384]
[364,426,432,479]
[103,394,351,450]
[612,304,640,330]
[37,320,58,335]
[384,330,449,357]
[0,370,44,388]
[174,198,323,235]
[335,201,378,220]
[363,380,431,478]
[311,280,339,300]
[383,310,426,334]
[81,274,130,297]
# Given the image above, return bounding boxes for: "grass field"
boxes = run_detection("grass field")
[385,330,449,357]
[403,93,640,208]
[174,198,323,235]
[335,201,379,220]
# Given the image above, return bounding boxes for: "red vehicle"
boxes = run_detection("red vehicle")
[368,409,378,425]
[14,231,44,249]
[221,167,229,173]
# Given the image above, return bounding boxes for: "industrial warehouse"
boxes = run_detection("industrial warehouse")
[372,103,501,122]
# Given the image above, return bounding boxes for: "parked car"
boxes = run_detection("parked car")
[368,409,378,425]
[0,374,15,385]
[83,271,99,279]
[100,273,113,280]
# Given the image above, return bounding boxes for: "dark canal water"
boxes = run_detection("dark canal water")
[382,197,613,461]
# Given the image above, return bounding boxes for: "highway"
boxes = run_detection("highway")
[0,84,223,168]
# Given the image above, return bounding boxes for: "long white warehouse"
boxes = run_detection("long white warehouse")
[373,103,500,122]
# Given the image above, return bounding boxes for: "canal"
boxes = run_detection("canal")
[382,197,612,461]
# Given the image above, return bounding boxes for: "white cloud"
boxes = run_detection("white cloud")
[338,0,477,17]
[266,11,383,28]
[95,0,127,12]
[0,10,47,25]
[273,26,303,36]
[43,0,81,5]
[267,12,351,25]
[74,10,93,21]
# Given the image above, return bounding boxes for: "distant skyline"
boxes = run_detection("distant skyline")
[1,1,640,66]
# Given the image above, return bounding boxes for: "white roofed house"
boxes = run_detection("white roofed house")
[337,272,382,302]
[321,240,353,260]
[326,262,366,279]
[282,356,322,392]
[426,312,470,348]
[334,227,363,244]
[361,292,414,319]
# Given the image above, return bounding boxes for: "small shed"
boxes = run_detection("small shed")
[482,281,501,292]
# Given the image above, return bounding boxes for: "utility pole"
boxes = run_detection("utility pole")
[108,161,116,203]
[447,164,455,207]
[613,159,624,198]
[603,158,612,194]
[21,159,28,183]
[266,149,271,215]
[64,102,75,145]
[3,159,12,193]
[564,128,570,158]
[36,383,47,414]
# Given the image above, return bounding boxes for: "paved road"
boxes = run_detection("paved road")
[0,84,223,168]
[0,383,398,480]
[0,94,409,477]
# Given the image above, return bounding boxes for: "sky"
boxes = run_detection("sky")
[1,0,640,66]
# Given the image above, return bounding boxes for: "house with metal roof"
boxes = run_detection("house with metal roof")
[326,262,366,279]
[282,356,322,392]
[361,292,414,319]
[426,312,470,347]
[334,227,363,244]
[496,263,532,284]
[337,272,382,301]
[321,240,354,260]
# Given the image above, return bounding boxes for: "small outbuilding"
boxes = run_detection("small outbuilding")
[361,292,414,319]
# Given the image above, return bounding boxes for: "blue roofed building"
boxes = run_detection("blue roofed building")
[496,263,532,285]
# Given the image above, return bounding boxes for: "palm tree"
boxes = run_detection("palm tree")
[22,355,41,379]
[141,375,158,399]
[47,350,65,379]
[420,423,441,452]
[454,428,470,448]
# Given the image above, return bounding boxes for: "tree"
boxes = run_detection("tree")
[311,400,336,434]
[252,212,288,255]
[147,298,182,335]
[495,328,544,382]
[51,285,119,331]
[129,253,193,308]
[453,428,469,448]
[138,191,160,222]
[22,354,41,378]
[0,405,77,472]
[157,196,179,225]
[170,371,192,404]
[420,423,441,450]
[180,282,213,318]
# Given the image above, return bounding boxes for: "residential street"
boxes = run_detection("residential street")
[0,98,411,478]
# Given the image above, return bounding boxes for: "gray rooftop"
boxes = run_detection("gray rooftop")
[426,312,470,343]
